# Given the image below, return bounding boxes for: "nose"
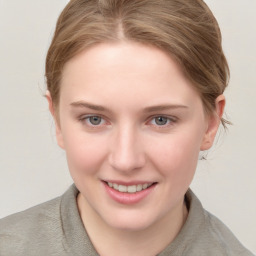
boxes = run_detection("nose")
[108,125,146,173]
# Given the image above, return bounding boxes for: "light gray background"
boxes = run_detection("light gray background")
[0,0,255,253]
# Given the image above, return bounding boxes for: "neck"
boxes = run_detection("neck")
[77,193,188,256]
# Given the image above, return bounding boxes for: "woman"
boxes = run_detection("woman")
[0,0,254,255]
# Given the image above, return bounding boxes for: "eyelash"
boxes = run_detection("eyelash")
[78,115,177,129]
[147,116,177,128]
[78,115,108,127]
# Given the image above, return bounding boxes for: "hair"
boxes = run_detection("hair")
[45,0,230,127]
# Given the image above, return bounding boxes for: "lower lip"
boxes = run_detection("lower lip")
[103,182,156,205]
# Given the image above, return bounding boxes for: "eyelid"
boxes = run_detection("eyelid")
[147,115,178,127]
[78,114,110,127]
[77,113,178,129]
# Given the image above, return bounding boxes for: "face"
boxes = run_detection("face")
[48,42,223,231]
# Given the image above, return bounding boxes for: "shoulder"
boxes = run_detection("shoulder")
[0,195,63,255]
[202,210,254,256]
[0,195,62,231]
[162,189,254,256]
[183,189,254,256]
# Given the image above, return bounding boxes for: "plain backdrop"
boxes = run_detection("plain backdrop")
[0,0,255,253]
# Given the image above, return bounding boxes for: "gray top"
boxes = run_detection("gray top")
[0,184,254,256]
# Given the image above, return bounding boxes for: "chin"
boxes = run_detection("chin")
[102,210,159,232]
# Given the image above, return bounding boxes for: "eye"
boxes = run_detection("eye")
[149,116,176,127]
[154,116,169,126]
[88,116,103,125]
[79,115,107,127]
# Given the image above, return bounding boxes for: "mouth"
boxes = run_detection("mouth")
[104,181,156,193]
[103,180,157,204]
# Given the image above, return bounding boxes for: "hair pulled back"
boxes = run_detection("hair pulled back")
[45,0,230,126]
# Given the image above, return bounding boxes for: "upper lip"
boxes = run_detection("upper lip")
[102,180,157,186]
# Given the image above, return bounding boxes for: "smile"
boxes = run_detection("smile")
[106,182,154,193]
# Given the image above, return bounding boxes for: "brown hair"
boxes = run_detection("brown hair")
[45,0,230,126]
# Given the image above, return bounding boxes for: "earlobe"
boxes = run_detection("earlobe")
[45,90,65,149]
[200,94,226,151]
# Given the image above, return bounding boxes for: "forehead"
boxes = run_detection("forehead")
[60,41,201,109]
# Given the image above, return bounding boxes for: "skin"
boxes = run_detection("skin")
[47,41,225,256]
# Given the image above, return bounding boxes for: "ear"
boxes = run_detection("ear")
[45,90,65,149]
[200,94,226,151]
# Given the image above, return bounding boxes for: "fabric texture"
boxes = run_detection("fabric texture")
[0,184,254,256]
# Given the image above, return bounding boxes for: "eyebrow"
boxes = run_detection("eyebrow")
[70,101,107,111]
[143,104,188,112]
[70,101,188,112]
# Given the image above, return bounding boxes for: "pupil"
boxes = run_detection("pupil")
[89,116,101,125]
[156,116,167,125]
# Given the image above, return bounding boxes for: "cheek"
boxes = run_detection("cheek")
[148,130,203,182]
[62,130,108,178]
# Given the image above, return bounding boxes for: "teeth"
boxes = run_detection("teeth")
[127,185,136,193]
[142,184,148,189]
[118,185,127,193]
[136,184,142,192]
[107,182,153,193]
